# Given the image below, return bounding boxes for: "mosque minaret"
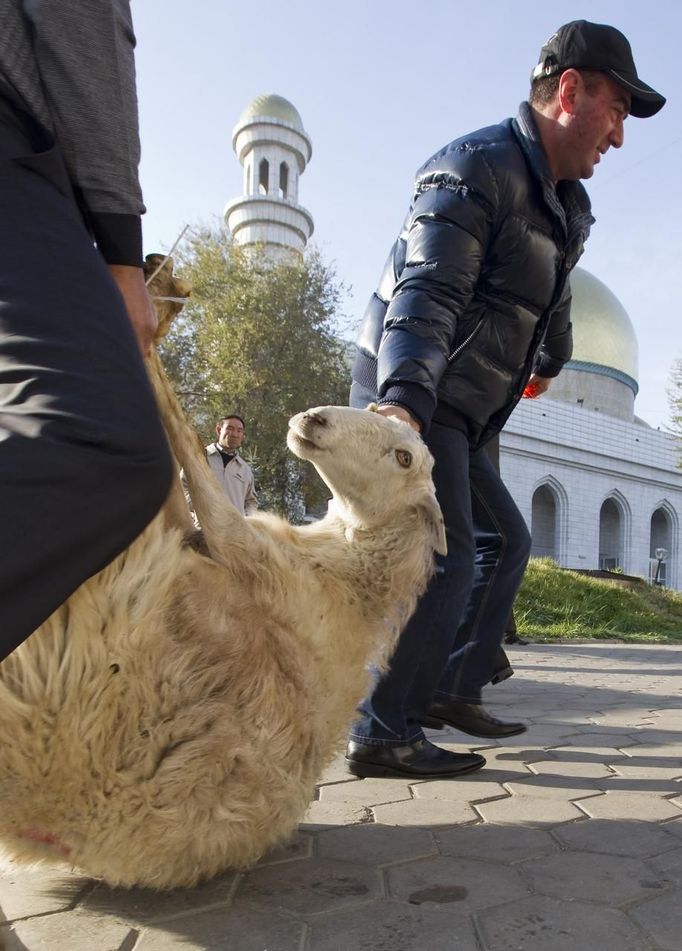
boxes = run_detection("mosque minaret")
[224,94,314,259]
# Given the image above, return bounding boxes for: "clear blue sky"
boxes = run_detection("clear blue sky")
[133,1,681,430]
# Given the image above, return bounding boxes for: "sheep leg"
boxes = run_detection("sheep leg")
[147,349,254,565]
[160,470,197,537]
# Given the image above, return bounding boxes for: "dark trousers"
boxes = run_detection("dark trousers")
[0,95,173,661]
[349,383,530,745]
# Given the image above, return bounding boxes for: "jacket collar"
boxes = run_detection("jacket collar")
[207,442,243,463]
[513,101,556,185]
[512,101,594,237]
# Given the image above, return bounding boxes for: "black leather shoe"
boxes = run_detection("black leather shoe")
[345,738,485,779]
[490,664,514,685]
[491,645,514,685]
[504,632,529,645]
[421,700,527,738]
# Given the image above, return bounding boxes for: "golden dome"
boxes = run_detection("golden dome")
[568,267,638,383]
[237,94,304,131]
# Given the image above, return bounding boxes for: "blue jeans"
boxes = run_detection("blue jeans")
[349,383,531,745]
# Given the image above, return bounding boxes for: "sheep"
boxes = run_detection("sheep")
[0,259,445,890]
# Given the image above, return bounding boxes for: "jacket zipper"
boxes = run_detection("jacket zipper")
[447,318,484,364]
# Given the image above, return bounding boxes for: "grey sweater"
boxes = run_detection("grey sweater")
[0,0,145,265]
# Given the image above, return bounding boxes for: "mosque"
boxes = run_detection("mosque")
[224,94,682,591]
[224,93,313,261]
[498,269,682,591]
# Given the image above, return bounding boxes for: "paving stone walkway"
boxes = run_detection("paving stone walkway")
[2,643,682,950]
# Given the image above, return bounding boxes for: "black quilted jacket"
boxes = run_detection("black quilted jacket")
[351,102,595,449]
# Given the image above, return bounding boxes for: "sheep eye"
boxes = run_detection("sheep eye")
[395,449,412,468]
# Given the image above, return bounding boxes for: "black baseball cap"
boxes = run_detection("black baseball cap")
[531,20,666,118]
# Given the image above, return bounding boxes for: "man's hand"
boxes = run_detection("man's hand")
[108,264,159,357]
[522,374,552,399]
[376,404,421,432]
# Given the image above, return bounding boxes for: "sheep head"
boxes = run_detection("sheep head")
[144,253,192,341]
[287,405,446,555]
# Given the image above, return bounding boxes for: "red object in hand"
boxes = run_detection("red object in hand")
[523,381,540,399]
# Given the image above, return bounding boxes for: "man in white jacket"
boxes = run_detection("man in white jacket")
[205,415,258,517]
[183,415,258,520]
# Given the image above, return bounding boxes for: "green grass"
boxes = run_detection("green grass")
[515,558,682,643]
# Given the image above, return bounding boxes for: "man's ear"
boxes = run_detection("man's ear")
[558,68,580,114]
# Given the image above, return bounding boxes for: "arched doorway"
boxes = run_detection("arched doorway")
[650,507,672,586]
[599,497,624,570]
[531,484,558,560]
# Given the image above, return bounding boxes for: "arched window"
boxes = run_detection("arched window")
[258,158,269,195]
[599,498,623,570]
[531,484,558,560]
[650,507,672,586]
[279,162,289,199]
[246,162,251,194]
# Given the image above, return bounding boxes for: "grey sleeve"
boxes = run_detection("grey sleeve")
[23,0,145,222]
[244,471,258,516]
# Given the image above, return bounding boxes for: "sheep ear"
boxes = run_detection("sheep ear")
[367,403,379,413]
[418,492,448,556]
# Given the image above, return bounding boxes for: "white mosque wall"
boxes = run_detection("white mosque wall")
[233,123,311,175]
[240,143,302,200]
[224,196,313,251]
[548,367,635,421]
[500,398,682,591]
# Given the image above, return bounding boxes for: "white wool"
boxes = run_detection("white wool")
[0,268,444,890]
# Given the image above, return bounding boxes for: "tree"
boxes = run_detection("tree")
[668,355,682,445]
[158,226,351,518]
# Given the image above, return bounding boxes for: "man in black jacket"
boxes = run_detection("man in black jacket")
[0,3,173,661]
[347,21,665,779]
